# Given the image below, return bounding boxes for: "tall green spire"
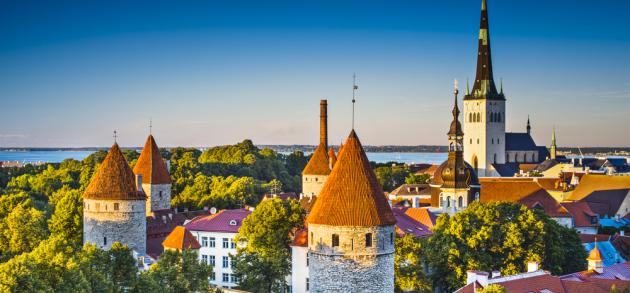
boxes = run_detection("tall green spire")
[550,127,557,159]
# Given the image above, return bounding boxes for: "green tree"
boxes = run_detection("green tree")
[394,234,431,293]
[48,189,83,248]
[425,201,586,289]
[232,198,305,292]
[375,165,411,191]
[0,202,49,258]
[405,173,430,184]
[138,249,213,293]
[479,284,506,293]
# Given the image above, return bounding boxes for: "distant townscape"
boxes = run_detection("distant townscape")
[1,1,630,293]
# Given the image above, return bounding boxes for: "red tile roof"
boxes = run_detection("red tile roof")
[302,143,331,175]
[517,189,570,218]
[561,202,599,228]
[479,178,544,203]
[84,143,146,200]
[578,234,611,244]
[306,130,396,226]
[133,135,171,184]
[328,147,337,169]
[391,207,432,238]
[185,209,251,233]
[162,226,201,250]
[402,207,437,229]
[494,272,567,293]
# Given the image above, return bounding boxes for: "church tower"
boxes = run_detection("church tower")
[302,100,333,197]
[431,83,480,211]
[83,143,147,253]
[463,0,506,177]
[550,127,557,160]
[133,134,172,216]
[307,130,396,292]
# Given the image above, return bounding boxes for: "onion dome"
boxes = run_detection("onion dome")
[162,226,201,250]
[302,143,331,175]
[431,159,479,189]
[133,135,171,184]
[84,143,146,200]
[328,147,337,169]
[307,130,396,226]
[587,243,602,261]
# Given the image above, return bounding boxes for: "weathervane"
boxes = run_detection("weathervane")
[149,118,153,135]
[352,73,358,129]
[454,79,459,96]
[113,130,118,144]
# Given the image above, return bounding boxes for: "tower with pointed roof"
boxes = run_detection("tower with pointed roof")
[463,0,506,177]
[83,143,147,253]
[550,127,557,160]
[431,83,480,211]
[306,130,396,292]
[302,100,333,197]
[133,134,172,216]
[587,241,604,274]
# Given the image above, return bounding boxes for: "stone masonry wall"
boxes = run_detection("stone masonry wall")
[84,198,146,253]
[308,224,395,293]
[302,175,328,197]
[142,183,171,215]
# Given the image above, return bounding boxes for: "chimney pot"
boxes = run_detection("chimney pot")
[527,261,539,272]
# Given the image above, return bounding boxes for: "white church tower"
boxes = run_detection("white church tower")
[463,0,506,177]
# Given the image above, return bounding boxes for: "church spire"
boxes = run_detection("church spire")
[465,0,503,101]
[527,116,531,134]
[550,126,557,159]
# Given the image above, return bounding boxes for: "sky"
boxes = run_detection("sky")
[1,0,629,148]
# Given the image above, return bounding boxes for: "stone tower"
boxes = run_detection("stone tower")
[133,134,172,216]
[431,84,480,211]
[463,0,506,177]
[302,100,333,197]
[306,130,396,293]
[83,143,147,253]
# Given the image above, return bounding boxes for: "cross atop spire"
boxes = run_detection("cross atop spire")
[464,0,504,101]
[352,73,358,130]
[113,130,118,144]
[149,118,152,135]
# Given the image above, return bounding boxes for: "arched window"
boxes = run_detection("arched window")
[332,234,339,247]
[446,196,451,207]
[458,196,463,208]
[473,156,479,172]
[470,138,473,144]
[494,153,497,164]
[492,138,494,144]
[469,113,473,122]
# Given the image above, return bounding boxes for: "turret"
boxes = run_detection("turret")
[133,134,172,216]
[302,100,332,197]
[587,241,604,274]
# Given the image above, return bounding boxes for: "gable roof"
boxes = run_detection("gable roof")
[505,132,539,151]
[391,207,432,238]
[581,189,630,218]
[302,143,331,175]
[390,184,432,196]
[84,143,146,200]
[162,226,201,250]
[185,209,252,233]
[562,202,599,228]
[306,130,396,226]
[518,189,570,218]
[566,174,630,201]
[133,135,171,184]
[402,207,437,229]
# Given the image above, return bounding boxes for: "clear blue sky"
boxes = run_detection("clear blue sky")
[1,0,629,148]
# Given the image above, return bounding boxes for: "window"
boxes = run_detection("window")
[365,233,373,247]
[230,239,236,249]
[223,238,229,248]
[306,254,309,266]
[310,232,313,245]
[332,234,339,247]
[209,272,215,281]
[491,138,494,144]
[230,274,239,284]
[223,256,229,268]
[494,153,497,164]
[209,255,215,266]
[103,236,107,246]
[222,273,229,283]
[202,237,209,247]
[458,196,463,208]
[477,138,480,144]
[447,196,451,207]
[470,138,473,144]
[390,232,394,244]
[114,203,119,210]
[202,255,208,264]
[209,237,215,247]
[306,277,310,291]
[95,203,100,211]
[159,191,163,199]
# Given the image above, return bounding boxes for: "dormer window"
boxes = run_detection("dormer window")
[229,220,238,226]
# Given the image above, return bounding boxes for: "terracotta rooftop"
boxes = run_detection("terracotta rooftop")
[391,207,432,238]
[579,234,610,244]
[517,189,570,218]
[567,174,630,201]
[561,202,599,228]
[185,208,251,233]
[402,207,437,228]
[162,226,201,250]
[306,130,396,226]
[479,178,544,203]
[133,135,171,185]
[302,143,331,175]
[328,147,337,169]
[84,143,146,200]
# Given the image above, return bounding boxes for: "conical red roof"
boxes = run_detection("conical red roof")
[84,143,145,200]
[162,226,201,250]
[133,135,171,184]
[302,143,331,175]
[307,130,396,226]
[328,147,337,169]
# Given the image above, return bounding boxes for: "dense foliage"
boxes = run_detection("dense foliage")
[394,234,431,293]
[372,162,430,191]
[232,198,306,293]
[424,201,587,289]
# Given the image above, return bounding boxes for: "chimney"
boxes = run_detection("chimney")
[466,271,489,287]
[491,271,501,278]
[135,174,143,192]
[320,100,328,148]
[527,261,539,272]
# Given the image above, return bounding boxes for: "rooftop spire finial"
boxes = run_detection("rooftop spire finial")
[149,118,152,135]
[500,78,503,94]
[527,115,531,134]
[466,78,470,95]
[482,0,487,11]
[113,130,118,144]
[352,73,358,130]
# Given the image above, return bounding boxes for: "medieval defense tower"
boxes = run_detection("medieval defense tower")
[83,143,147,253]
[302,100,335,197]
[306,130,396,292]
[133,134,172,216]
[463,0,506,177]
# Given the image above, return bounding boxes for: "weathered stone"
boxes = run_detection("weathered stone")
[83,198,146,253]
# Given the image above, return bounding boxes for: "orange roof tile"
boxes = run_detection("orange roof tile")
[479,178,543,203]
[306,130,396,226]
[517,189,570,218]
[162,226,201,250]
[403,207,437,228]
[328,147,337,169]
[133,135,171,184]
[302,143,330,175]
[84,143,146,200]
[567,174,630,201]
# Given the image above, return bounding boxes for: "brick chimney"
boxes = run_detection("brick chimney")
[320,99,328,148]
